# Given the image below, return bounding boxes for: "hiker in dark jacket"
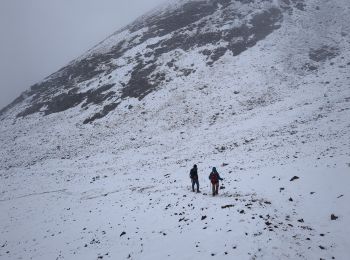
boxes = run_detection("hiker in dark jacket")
[189,164,200,193]
[209,167,223,196]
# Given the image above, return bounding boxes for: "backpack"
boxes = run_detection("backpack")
[210,172,218,184]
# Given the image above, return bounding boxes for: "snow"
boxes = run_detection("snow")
[1,0,350,259]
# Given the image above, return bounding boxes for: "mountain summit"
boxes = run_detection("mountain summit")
[1,0,349,259]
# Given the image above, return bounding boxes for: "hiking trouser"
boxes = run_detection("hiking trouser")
[212,182,219,195]
[191,179,199,192]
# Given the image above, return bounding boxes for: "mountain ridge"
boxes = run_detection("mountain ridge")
[1,0,285,122]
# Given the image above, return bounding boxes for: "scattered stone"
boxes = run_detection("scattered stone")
[331,214,338,220]
[221,204,234,209]
[309,45,339,62]
[90,239,100,245]
[290,176,299,181]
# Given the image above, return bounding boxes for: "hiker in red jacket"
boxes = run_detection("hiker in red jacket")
[209,167,223,196]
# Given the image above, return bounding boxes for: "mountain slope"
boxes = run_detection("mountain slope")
[1,0,284,122]
[0,0,350,259]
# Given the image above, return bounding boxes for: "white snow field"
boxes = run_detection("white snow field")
[0,0,350,259]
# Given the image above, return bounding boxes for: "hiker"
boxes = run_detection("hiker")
[189,164,200,193]
[209,167,223,196]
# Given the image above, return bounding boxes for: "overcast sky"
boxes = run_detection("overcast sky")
[0,0,167,109]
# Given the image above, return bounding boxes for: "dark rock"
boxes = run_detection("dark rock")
[221,204,234,209]
[83,102,120,124]
[330,214,338,220]
[290,176,299,181]
[120,231,126,237]
[201,215,207,220]
[295,2,306,11]
[309,45,339,62]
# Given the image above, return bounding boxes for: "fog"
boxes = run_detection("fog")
[0,0,167,109]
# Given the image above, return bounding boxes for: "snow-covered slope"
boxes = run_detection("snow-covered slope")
[1,0,350,259]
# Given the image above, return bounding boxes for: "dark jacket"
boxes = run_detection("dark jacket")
[209,171,223,184]
[190,167,198,180]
